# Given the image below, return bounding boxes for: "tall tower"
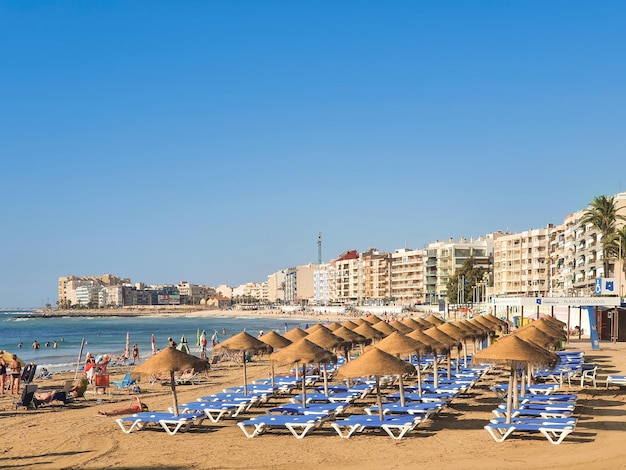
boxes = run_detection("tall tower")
[317,232,322,265]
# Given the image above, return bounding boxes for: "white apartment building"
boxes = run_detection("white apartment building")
[267,270,287,303]
[493,227,551,297]
[390,248,425,306]
[313,264,331,304]
[361,248,392,305]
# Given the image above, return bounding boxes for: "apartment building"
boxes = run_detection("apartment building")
[360,248,392,305]
[390,248,425,306]
[493,227,551,297]
[267,270,287,303]
[425,237,493,302]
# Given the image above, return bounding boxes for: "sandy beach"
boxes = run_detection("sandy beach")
[2,324,625,470]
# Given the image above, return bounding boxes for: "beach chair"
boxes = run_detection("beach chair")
[175,368,199,385]
[176,401,248,421]
[580,365,597,388]
[116,411,206,435]
[112,372,135,392]
[267,402,349,418]
[330,414,423,440]
[606,375,626,388]
[20,363,37,384]
[484,417,577,444]
[364,401,445,419]
[237,414,325,439]
[14,384,39,410]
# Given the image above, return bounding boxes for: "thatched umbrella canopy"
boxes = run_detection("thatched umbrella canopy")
[326,322,342,332]
[471,316,498,333]
[401,317,426,331]
[341,319,360,330]
[336,347,416,420]
[371,321,398,336]
[423,314,445,326]
[540,315,567,329]
[258,331,292,386]
[518,319,566,339]
[389,320,413,334]
[213,332,270,395]
[406,328,448,389]
[438,321,472,369]
[422,326,461,383]
[305,323,326,334]
[514,325,560,348]
[283,327,309,342]
[132,347,209,416]
[354,322,386,341]
[473,335,558,423]
[364,314,384,324]
[485,314,508,330]
[270,338,336,406]
[373,332,429,405]
[352,317,370,326]
[304,328,346,395]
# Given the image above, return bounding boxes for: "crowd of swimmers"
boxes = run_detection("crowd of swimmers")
[18,338,66,349]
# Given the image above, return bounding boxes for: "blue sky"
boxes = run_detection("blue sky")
[1,1,625,307]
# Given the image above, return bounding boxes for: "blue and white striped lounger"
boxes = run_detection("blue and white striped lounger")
[116,412,206,435]
[176,401,248,422]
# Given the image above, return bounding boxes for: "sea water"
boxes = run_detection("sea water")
[0,310,315,373]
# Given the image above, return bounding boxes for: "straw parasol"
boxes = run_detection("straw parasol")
[353,322,386,342]
[371,321,398,336]
[363,314,384,324]
[336,347,416,420]
[270,338,336,406]
[422,326,460,384]
[514,325,560,349]
[1,351,25,368]
[213,331,271,395]
[282,327,309,342]
[389,320,413,334]
[373,332,429,406]
[132,347,209,416]
[473,335,557,424]
[304,328,346,395]
[326,322,342,332]
[258,331,292,387]
[518,319,566,339]
[401,317,426,331]
[341,319,360,330]
[438,322,470,370]
[423,314,445,326]
[305,323,325,334]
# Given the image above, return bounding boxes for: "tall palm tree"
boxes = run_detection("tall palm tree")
[580,195,625,277]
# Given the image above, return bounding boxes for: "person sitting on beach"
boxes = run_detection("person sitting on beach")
[168,337,177,348]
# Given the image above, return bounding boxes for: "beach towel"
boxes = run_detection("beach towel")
[97,396,148,417]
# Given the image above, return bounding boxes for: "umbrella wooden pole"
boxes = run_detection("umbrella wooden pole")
[243,354,248,395]
[456,345,461,373]
[399,374,406,407]
[376,376,384,421]
[447,350,452,380]
[433,352,439,388]
[416,351,423,397]
[506,368,514,424]
[271,362,275,388]
[301,363,307,408]
[170,370,179,417]
[512,364,519,410]
[463,339,468,368]
[322,363,329,396]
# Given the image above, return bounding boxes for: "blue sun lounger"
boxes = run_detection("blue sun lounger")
[364,401,445,419]
[237,414,325,439]
[267,402,348,418]
[485,417,577,444]
[116,411,206,435]
[331,414,423,440]
[176,401,249,422]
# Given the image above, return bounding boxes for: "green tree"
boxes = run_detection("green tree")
[446,257,486,304]
[580,195,626,277]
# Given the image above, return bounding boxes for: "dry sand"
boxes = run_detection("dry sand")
[1,335,625,470]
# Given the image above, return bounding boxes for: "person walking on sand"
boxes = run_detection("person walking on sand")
[0,352,7,394]
[10,354,21,394]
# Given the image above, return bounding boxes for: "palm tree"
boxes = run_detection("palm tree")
[580,195,626,277]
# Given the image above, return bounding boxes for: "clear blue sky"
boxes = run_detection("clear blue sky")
[1,1,625,308]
